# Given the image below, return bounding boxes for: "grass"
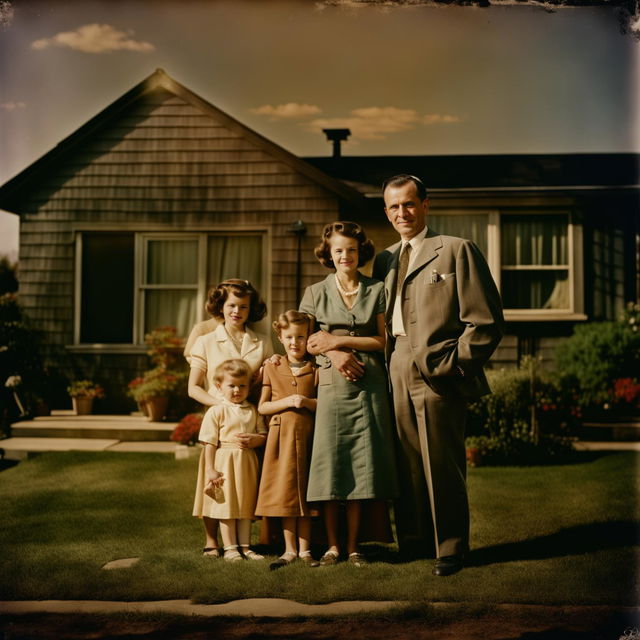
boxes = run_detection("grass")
[0,451,637,605]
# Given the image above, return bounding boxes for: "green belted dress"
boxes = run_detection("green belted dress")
[300,274,398,502]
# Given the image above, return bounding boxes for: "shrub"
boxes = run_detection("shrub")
[555,303,640,409]
[0,257,18,295]
[170,413,203,445]
[611,378,640,410]
[467,356,579,464]
[0,293,51,429]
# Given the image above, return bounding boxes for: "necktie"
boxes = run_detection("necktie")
[396,242,412,290]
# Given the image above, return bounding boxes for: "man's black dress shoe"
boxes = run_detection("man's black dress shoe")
[432,555,464,576]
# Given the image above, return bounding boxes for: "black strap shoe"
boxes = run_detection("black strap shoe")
[432,555,464,576]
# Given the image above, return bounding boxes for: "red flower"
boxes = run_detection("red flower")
[171,413,203,445]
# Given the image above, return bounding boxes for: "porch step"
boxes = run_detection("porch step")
[11,412,177,442]
[572,441,640,452]
[0,437,179,460]
[578,418,640,442]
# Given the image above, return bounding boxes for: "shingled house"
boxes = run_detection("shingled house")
[1,69,638,410]
[0,69,364,410]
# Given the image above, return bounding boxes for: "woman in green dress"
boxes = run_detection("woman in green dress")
[300,221,397,566]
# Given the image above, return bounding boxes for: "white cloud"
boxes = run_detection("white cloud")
[0,101,26,111]
[251,103,322,119]
[422,113,463,125]
[308,107,463,140]
[308,107,419,140]
[31,23,155,54]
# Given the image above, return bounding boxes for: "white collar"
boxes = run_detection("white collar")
[214,323,258,343]
[401,226,428,254]
[220,398,251,409]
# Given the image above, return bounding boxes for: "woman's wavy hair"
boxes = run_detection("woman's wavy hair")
[314,221,375,269]
[205,279,267,324]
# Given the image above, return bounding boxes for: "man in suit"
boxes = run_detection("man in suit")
[373,174,504,576]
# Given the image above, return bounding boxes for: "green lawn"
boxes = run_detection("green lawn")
[0,451,637,605]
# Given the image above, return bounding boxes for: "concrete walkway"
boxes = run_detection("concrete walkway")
[1,598,637,620]
[0,598,404,617]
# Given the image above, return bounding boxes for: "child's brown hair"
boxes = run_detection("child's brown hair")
[213,358,252,384]
[272,310,313,336]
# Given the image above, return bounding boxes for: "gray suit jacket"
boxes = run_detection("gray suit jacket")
[372,228,504,401]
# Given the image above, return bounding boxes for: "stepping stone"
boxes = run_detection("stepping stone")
[101,557,140,570]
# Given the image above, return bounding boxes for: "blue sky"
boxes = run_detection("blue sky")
[1,0,638,260]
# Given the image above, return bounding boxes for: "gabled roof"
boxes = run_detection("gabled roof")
[0,68,365,213]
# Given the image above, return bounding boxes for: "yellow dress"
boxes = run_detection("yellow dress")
[197,400,267,519]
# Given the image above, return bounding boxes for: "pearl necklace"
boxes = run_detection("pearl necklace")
[334,274,360,297]
[226,328,245,350]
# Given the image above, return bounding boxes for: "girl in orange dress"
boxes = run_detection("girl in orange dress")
[256,310,319,569]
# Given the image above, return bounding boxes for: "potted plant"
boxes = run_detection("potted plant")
[465,435,490,467]
[136,367,185,422]
[67,379,105,415]
[126,376,148,416]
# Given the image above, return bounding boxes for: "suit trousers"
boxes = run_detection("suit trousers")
[389,336,469,558]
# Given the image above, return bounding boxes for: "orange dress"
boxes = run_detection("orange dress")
[255,361,318,518]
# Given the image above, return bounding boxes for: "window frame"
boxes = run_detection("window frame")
[430,209,585,322]
[71,225,270,352]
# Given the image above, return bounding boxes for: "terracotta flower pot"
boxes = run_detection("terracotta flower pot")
[146,396,169,422]
[72,396,94,416]
[137,400,149,417]
[466,447,482,467]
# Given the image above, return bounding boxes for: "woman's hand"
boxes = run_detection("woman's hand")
[326,350,365,382]
[307,330,339,354]
[235,433,266,449]
[266,354,283,367]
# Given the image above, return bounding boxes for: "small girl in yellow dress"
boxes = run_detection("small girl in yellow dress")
[199,359,267,562]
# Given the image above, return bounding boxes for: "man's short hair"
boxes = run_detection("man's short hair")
[382,174,428,201]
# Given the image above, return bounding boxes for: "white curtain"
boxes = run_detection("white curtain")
[429,214,488,257]
[501,215,568,266]
[147,239,198,284]
[207,236,263,292]
[145,290,198,337]
[501,215,569,309]
[145,239,199,336]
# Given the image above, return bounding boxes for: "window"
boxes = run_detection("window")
[142,237,200,338]
[76,231,266,346]
[80,233,134,343]
[428,210,583,320]
[500,214,570,310]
